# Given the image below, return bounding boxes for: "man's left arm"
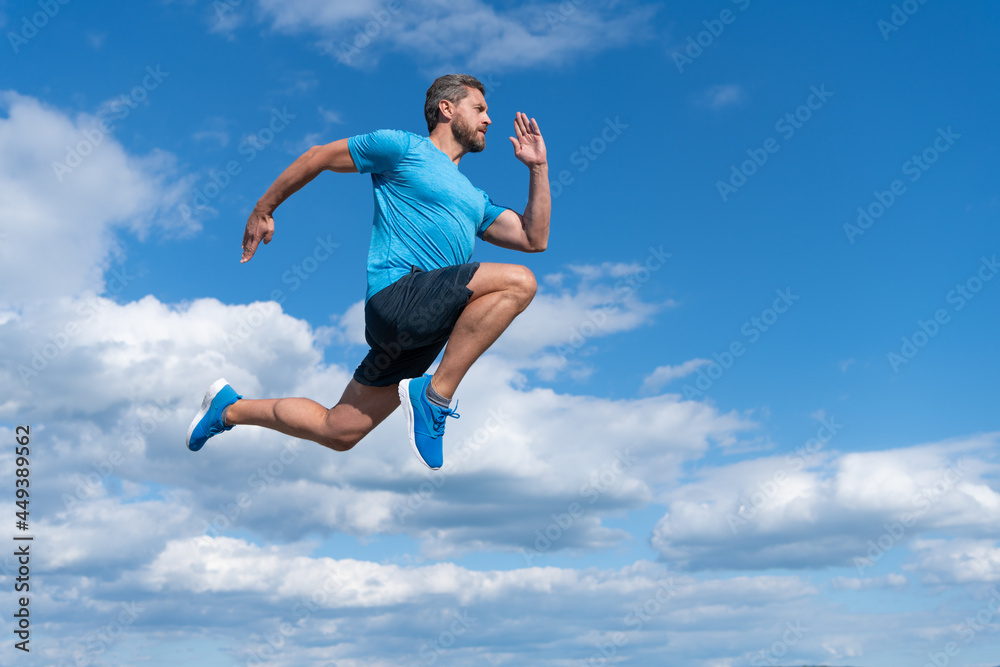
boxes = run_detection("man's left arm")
[482,112,550,253]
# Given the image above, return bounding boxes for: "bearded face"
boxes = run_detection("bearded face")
[451,111,485,153]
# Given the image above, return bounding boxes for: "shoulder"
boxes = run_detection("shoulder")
[348,130,419,173]
[351,129,414,150]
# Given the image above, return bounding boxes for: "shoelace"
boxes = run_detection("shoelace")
[431,401,460,436]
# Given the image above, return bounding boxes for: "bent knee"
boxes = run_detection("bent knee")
[320,432,362,452]
[509,265,537,303]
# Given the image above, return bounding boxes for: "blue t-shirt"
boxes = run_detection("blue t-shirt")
[347,129,509,302]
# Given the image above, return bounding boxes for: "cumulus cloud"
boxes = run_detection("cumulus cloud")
[252,0,659,71]
[5,77,999,666]
[0,91,195,305]
[641,358,711,393]
[650,433,1000,571]
[0,287,750,563]
[909,538,1000,584]
[2,260,995,666]
[830,574,907,591]
[23,532,844,667]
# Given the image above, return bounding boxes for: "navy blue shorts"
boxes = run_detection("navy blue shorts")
[353,263,480,387]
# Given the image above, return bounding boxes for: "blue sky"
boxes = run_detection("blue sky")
[1,0,999,665]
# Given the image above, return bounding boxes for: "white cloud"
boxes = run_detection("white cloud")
[253,0,658,71]
[694,84,746,110]
[0,280,749,566]
[6,82,1000,666]
[830,574,907,591]
[319,106,344,124]
[328,259,673,384]
[0,91,195,305]
[192,129,230,146]
[642,358,712,393]
[2,276,995,666]
[909,538,1000,584]
[650,434,1000,570]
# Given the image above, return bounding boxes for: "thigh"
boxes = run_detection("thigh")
[465,262,536,301]
[328,379,400,438]
[354,263,479,386]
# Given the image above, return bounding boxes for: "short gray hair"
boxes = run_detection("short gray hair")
[424,74,485,133]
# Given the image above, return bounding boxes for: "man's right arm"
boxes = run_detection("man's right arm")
[241,138,357,263]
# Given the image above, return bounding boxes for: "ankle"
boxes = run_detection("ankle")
[222,400,240,426]
[426,380,453,408]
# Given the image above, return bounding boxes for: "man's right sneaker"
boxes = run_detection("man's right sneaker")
[398,374,459,470]
[186,378,242,452]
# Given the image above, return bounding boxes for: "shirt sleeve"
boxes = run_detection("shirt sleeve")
[477,190,509,239]
[347,129,412,174]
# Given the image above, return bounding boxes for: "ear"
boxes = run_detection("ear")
[438,99,456,123]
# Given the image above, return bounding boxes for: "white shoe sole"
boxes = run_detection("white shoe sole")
[185,378,230,450]
[398,379,437,470]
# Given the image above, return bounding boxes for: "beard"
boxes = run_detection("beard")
[451,115,485,153]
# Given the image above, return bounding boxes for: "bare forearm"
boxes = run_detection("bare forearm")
[521,163,551,250]
[255,146,327,214]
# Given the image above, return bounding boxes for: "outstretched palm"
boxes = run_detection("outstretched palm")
[509,111,546,167]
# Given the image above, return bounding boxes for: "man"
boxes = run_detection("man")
[185,74,550,470]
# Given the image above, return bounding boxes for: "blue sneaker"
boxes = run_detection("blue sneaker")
[398,374,459,470]
[186,378,242,452]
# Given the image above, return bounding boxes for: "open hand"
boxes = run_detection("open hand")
[509,112,546,168]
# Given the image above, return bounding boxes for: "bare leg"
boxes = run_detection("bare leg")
[224,262,534,448]
[431,262,536,399]
[224,379,399,451]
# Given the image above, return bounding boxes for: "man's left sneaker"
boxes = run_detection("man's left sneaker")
[186,378,242,452]
[398,374,459,470]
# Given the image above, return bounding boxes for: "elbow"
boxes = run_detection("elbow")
[526,241,547,253]
[301,145,326,171]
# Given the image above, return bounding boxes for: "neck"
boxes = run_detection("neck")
[429,126,467,165]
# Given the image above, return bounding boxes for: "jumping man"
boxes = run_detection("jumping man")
[185,74,550,469]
